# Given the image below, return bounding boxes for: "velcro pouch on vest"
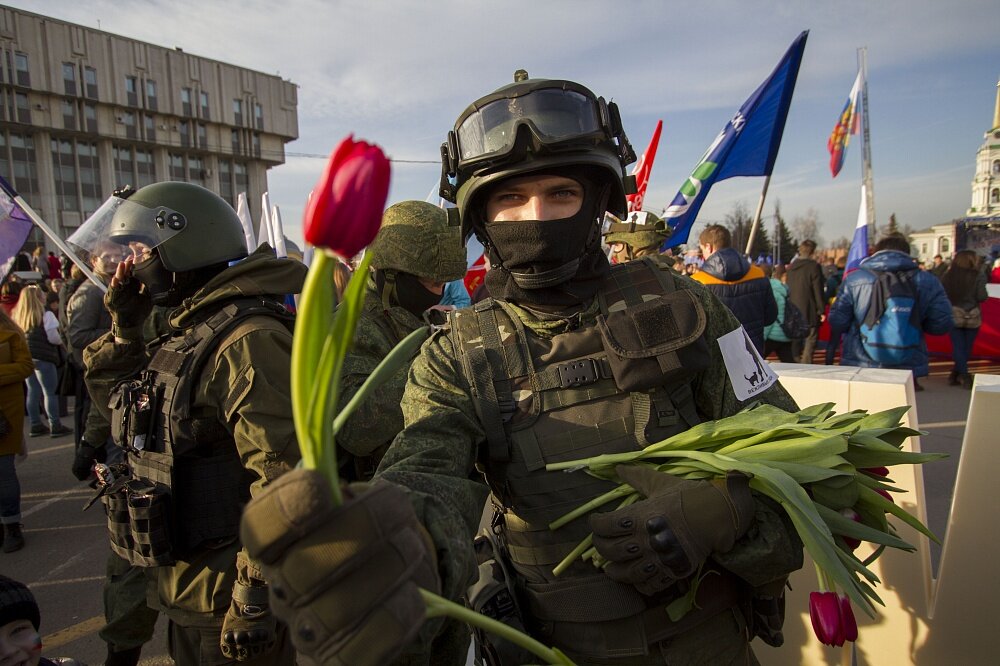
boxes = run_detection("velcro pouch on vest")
[104,478,176,567]
[597,291,709,392]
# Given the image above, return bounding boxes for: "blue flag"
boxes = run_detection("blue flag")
[0,177,35,284]
[661,30,808,248]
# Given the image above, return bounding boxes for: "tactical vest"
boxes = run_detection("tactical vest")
[105,297,294,568]
[452,258,741,660]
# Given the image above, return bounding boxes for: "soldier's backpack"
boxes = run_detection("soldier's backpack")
[780,300,810,340]
[859,269,921,365]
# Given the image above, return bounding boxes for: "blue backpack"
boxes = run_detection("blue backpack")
[859,269,921,365]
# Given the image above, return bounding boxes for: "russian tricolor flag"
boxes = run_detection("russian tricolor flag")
[845,185,868,273]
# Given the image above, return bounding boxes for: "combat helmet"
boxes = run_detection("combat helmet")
[108,182,248,272]
[439,70,637,241]
[366,201,467,283]
[603,210,671,255]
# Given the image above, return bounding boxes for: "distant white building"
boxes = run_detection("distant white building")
[968,78,1000,218]
[910,223,955,264]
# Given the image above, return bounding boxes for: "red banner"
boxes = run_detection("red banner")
[626,120,662,213]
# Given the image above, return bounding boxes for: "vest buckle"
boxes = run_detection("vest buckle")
[557,358,600,388]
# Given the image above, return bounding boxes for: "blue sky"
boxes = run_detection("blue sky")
[17,0,1000,248]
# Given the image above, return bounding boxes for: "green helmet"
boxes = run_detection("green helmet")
[439,70,636,240]
[108,182,248,272]
[603,210,671,252]
[366,201,467,283]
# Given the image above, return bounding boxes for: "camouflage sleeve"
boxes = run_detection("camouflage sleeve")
[82,332,148,425]
[679,279,799,419]
[336,314,408,457]
[374,328,490,647]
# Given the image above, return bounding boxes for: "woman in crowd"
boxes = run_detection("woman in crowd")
[764,264,796,362]
[0,308,34,552]
[941,250,988,389]
[12,286,70,437]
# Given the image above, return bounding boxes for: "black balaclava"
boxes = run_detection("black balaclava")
[133,251,225,307]
[375,269,443,318]
[479,167,611,308]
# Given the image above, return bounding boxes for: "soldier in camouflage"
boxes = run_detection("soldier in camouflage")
[242,73,804,665]
[603,209,675,268]
[80,182,304,666]
[337,200,467,481]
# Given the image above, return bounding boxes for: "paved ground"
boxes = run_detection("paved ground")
[2,354,989,665]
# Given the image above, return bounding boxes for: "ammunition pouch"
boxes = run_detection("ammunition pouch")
[597,291,709,392]
[104,478,175,567]
[467,530,535,666]
[745,577,789,647]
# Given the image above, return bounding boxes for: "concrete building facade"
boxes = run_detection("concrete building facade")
[0,4,298,249]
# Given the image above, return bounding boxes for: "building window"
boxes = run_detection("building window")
[199,91,209,119]
[921,243,927,255]
[122,111,136,139]
[14,92,29,124]
[235,161,248,197]
[145,80,157,111]
[993,160,1000,175]
[135,148,155,188]
[940,238,950,254]
[181,88,192,116]
[62,99,77,130]
[52,139,77,211]
[197,123,207,150]
[63,63,77,96]
[84,66,98,99]
[189,155,206,188]
[233,99,243,125]
[113,145,134,190]
[84,103,97,132]
[78,141,101,214]
[992,188,1000,205]
[231,128,241,154]
[251,133,261,158]
[144,115,156,142]
[14,52,29,87]
[125,76,137,106]
[254,103,263,130]
[51,138,101,213]
[218,159,233,205]
[179,120,190,148]
[0,132,40,202]
[169,153,185,181]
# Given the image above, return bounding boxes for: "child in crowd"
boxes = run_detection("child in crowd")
[0,575,82,666]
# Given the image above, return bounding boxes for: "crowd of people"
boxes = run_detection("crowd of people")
[0,69,987,666]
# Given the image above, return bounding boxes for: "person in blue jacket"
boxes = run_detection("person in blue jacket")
[826,233,953,390]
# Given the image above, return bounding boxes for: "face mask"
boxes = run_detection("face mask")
[132,252,176,306]
[375,270,443,318]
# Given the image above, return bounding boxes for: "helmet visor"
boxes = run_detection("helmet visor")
[68,195,186,271]
[456,88,603,167]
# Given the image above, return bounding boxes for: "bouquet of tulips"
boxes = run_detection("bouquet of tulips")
[293,136,575,665]
[545,402,944,648]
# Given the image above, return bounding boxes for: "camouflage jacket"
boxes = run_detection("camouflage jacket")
[84,247,306,625]
[336,276,426,480]
[374,264,803,660]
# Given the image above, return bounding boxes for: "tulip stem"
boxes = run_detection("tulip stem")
[419,589,575,665]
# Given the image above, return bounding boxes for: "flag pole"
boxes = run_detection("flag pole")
[744,174,772,255]
[859,47,876,237]
[0,179,106,292]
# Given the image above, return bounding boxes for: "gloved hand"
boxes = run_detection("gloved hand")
[589,465,755,596]
[240,469,439,666]
[71,441,106,481]
[220,582,277,661]
[105,265,151,341]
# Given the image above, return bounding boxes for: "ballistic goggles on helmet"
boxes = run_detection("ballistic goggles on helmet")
[440,78,635,201]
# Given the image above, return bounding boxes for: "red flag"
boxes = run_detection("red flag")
[626,120,663,212]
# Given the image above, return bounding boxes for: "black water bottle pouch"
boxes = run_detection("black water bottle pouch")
[597,291,709,392]
[104,488,135,562]
[125,480,175,567]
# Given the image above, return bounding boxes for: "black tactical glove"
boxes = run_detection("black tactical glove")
[71,441,106,481]
[240,469,439,666]
[589,465,755,596]
[105,275,152,342]
[220,581,277,661]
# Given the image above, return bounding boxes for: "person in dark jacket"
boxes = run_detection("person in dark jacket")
[825,256,846,302]
[826,233,953,390]
[691,224,777,353]
[785,240,826,363]
[941,250,989,389]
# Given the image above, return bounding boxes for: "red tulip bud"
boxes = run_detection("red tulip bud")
[304,135,390,257]
[862,466,890,478]
[838,594,858,642]
[809,591,845,647]
[874,488,895,504]
[839,508,862,550]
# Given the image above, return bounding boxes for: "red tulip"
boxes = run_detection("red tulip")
[862,466,890,478]
[839,594,858,642]
[839,508,862,550]
[810,590,859,647]
[874,488,895,504]
[304,135,390,257]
